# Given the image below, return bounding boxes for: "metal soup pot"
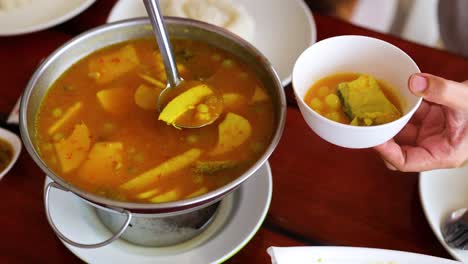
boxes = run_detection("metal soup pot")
[20,18,286,248]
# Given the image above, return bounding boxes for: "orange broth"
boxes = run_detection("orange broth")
[35,38,275,203]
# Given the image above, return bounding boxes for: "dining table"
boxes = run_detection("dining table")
[1,0,467,263]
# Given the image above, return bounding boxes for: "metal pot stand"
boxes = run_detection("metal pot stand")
[44,162,272,264]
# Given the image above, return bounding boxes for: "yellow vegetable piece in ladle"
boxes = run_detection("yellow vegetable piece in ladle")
[158,84,214,127]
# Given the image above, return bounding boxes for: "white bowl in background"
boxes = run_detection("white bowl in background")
[0,127,21,180]
[292,35,422,149]
[0,0,95,36]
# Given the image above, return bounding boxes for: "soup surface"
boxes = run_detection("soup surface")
[0,138,13,173]
[35,38,275,203]
[305,73,402,126]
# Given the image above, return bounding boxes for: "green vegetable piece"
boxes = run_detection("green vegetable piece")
[337,75,401,126]
[194,160,238,175]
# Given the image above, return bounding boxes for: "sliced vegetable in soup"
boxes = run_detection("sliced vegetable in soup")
[35,38,275,203]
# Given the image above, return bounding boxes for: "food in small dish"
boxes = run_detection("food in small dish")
[304,73,402,126]
[35,38,275,203]
[160,0,255,42]
[0,138,13,172]
[0,127,21,179]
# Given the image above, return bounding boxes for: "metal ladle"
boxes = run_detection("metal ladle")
[143,0,223,128]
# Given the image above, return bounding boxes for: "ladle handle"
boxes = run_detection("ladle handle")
[44,181,132,249]
[143,0,181,88]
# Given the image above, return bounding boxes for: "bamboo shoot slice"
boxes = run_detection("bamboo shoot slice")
[48,102,82,135]
[120,148,202,190]
[54,123,90,173]
[149,189,180,203]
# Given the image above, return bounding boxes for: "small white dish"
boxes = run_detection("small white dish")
[0,0,95,36]
[292,35,422,149]
[268,246,460,264]
[106,0,316,87]
[45,161,272,264]
[0,127,21,180]
[420,166,468,262]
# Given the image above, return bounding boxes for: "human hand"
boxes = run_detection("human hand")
[374,73,468,172]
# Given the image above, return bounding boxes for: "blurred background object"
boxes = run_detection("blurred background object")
[438,0,468,57]
[305,0,468,58]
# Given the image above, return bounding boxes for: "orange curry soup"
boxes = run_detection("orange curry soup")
[304,73,402,124]
[35,38,275,203]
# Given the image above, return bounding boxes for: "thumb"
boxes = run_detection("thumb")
[408,73,468,112]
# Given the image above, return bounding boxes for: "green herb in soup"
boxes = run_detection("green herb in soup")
[35,38,275,203]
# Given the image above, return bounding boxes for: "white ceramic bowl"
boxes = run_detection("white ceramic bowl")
[0,127,21,180]
[292,35,422,149]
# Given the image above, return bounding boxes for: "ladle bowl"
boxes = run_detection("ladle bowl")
[144,0,224,128]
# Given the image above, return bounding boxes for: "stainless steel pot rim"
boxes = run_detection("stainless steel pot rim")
[20,17,286,211]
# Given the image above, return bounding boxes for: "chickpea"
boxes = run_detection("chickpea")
[325,93,341,109]
[309,98,323,111]
[317,86,329,97]
[186,134,198,144]
[196,112,211,121]
[326,112,340,122]
[211,53,221,61]
[222,59,234,68]
[196,104,209,113]
[52,108,62,118]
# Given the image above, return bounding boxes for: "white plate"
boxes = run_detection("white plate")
[268,246,460,264]
[107,0,316,87]
[350,0,397,33]
[420,166,468,262]
[45,161,272,264]
[0,127,21,181]
[0,0,95,36]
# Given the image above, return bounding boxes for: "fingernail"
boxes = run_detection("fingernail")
[410,74,427,94]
